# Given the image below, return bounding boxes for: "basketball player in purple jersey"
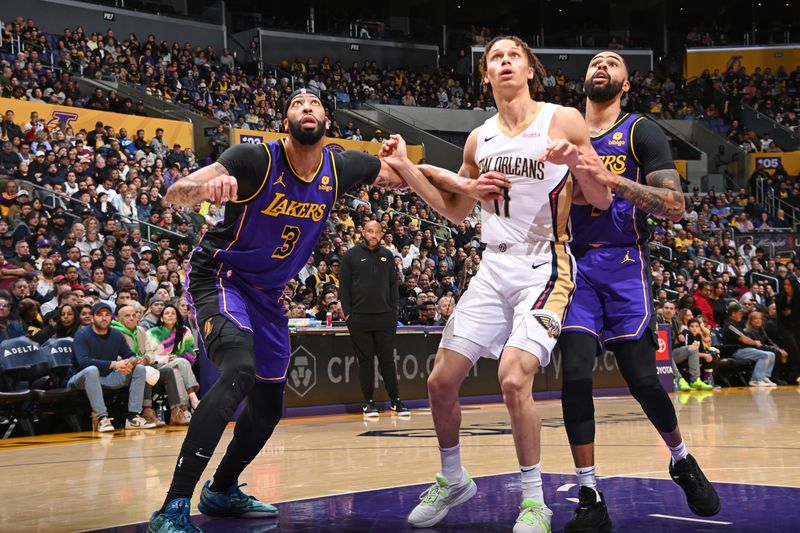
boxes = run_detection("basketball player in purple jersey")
[148,88,409,532]
[558,52,720,531]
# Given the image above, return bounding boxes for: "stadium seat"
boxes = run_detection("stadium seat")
[31,339,84,434]
[0,339,41,438]
[713,344,756,387]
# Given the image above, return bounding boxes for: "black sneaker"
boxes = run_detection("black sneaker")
[362,401,379,418]
[669,454,721,516]
[390,399,411,417]
[564,486,612,533]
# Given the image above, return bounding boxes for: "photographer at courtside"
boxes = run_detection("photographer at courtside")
[340,220,410,418]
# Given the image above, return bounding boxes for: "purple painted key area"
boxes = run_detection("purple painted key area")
[91,472,798,532]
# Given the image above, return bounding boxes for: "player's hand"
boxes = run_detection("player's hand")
[383,134,408,161]
[473,171,511,202]
[539,139,580,167]
[203,174,238,206]
[574,149,619,188]
[379,137,399,158]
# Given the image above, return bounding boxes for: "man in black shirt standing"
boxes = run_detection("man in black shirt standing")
[340,220,409,417]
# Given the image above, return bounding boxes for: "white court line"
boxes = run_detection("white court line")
[600,466,800,489]
[557,483,576,492]
[649,514,733,525]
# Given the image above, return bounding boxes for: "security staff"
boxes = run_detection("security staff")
[340,220,409,417]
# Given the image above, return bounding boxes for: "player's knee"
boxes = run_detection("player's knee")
[559,334,597,381]
[499,373,530,404]
[627,374,661,399]
[427,369,458,401]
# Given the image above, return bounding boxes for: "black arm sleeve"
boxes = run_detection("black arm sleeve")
[216,143,270,203]
[332,150,381,197]
[632,119,676,176]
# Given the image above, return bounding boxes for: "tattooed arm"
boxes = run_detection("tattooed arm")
[164,161,237,207]
[612,169,685,222]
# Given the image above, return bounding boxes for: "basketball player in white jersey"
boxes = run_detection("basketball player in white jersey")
[380,35,615,532]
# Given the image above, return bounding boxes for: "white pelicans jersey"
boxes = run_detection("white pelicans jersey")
[475,102,573,245]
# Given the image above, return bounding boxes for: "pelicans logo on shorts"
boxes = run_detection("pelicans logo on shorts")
[532,312,561,338]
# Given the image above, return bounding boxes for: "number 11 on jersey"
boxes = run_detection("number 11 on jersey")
[493,188,511,218]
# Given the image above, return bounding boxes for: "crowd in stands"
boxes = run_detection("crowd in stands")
[0,16,799,438]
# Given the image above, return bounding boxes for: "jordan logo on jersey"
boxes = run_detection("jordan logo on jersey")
[274,173,286,187]
[621,250,636,264]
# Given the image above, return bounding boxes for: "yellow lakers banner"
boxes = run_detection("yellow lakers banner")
[750,151,800,176]
[234,129,424,164]
[684,45,800,80]
[1,97,194,150]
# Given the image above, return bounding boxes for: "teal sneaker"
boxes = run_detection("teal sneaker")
[148,498,202,533]
[407,467,477,528]
[513,499,553,533]
[198,480,279,518]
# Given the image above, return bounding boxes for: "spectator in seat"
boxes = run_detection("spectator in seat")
[692,281,717,328]
[139,295,166,330]
[722,303,776,387]
[112,304,191,426]
[434,295,455,326]
[660,303,713,391]
[0,292,24,340]
[68,301,157,431]
[743,310,788,385]
[145,303,200,409]
[32,303,80,344]
[414,300,437,326]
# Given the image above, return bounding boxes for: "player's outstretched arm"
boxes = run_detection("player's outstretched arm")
[165,162,237,207]
[381,133,487,224]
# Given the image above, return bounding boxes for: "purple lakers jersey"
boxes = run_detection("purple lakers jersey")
[199,139,338,290]
[569,113,650,254]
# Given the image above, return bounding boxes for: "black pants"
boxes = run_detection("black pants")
[164,263,286,505]
[347,315,400,402]
[560,328,678,446]
[774,331,800,383]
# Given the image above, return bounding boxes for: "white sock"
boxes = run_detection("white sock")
[440,444,463,484]
[189,392,200,409]
[576,466,601,502]
[520,463,544,503]
[668,440,689,466]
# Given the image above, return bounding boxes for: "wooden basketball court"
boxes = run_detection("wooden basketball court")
[1,387,798,532]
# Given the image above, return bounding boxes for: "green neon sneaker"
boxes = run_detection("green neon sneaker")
[407,467,477,528]
[677,377,692,392]
[690,377,714,391]
[513,499,553,533]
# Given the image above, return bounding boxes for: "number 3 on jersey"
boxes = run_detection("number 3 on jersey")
[272,225,301,259]
[493,188,511,217]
